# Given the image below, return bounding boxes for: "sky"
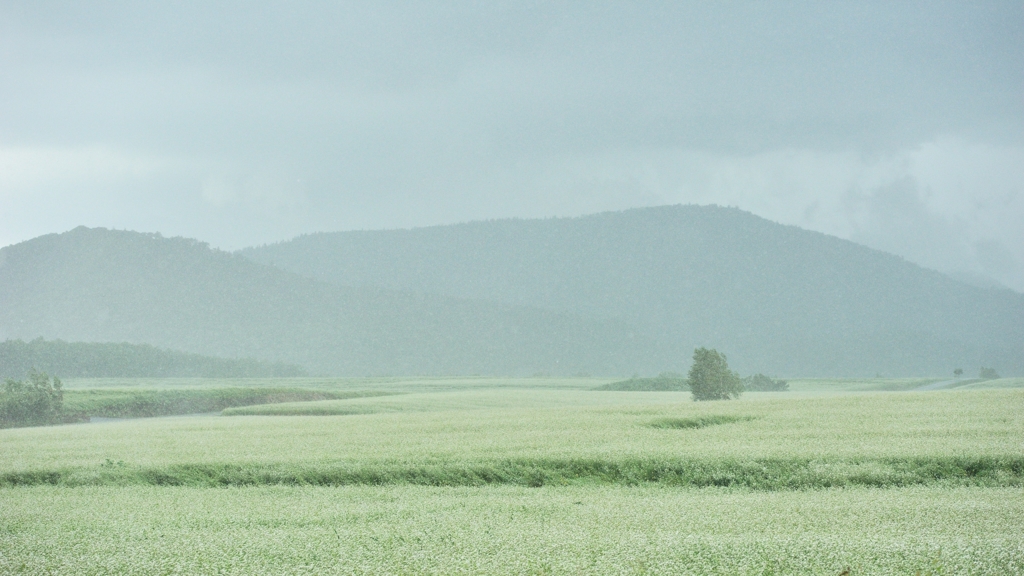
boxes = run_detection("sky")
[2,1,1023,291]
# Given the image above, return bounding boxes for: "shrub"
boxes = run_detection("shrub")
[688,348,743,401]
[649,415,753,429]
[979,367,1000,380]
[743,373,789,391]
[596,372,689,391]
[1,370,65,428]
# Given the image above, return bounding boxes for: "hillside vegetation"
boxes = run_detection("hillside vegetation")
[243,205,1024,376]
[0,227,660,376]
[0,339,306,379]
[4,206,1022,377]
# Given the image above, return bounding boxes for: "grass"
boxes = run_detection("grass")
[784,377,945,392]
[222,388,692,416]
[595,374,689,391]
[62,387,396,419]
[649,414,754,429]
[3,455,1021,490]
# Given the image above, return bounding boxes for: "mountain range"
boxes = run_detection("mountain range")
[2,205,1021,376]
[0,226,655,375]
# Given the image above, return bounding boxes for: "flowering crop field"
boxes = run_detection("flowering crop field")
[1,380,1023,574]
[2,485,1022,575]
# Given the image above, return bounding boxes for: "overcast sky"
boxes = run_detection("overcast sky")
[2,1,1022,290]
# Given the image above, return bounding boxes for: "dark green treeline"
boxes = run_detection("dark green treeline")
[0,339,307,379]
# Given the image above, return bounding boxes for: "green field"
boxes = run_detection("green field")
[2,377,1023,574]
[61,387,394,420]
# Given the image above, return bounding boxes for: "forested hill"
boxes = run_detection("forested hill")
[0,339,307,379]
[0,227,662,376]
[241,205,1024,376]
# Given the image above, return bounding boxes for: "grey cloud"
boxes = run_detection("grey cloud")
[4,2,1020,152]
[848,178,976,270]
[0,1,1021,289]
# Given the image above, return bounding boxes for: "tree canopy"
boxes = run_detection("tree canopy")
[688,348,743,401]
[1,370,64,428]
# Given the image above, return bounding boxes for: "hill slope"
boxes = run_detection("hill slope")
[0,339,307,379]
[0,228,662,376]
[241,205,1024,376]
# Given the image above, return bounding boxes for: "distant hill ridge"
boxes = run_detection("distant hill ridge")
[0,226,660,376]
[2,206,1021,377]
[0,338,307,379]
[241,205,1024,376]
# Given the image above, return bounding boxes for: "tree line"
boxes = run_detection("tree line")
[599,348,787,398]
[0,339,307,380]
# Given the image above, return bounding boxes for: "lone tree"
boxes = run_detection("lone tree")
[953,368,963,379]
[688,347,743,401]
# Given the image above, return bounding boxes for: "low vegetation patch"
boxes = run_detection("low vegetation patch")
[979,367,1001,380]
[743,373,788,391]
[2,456,1022,490]
[649,415,754,429]
[595,372,688,391]
[63,388,396,420]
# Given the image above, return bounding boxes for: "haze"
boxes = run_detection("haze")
[1,1,1022,291]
